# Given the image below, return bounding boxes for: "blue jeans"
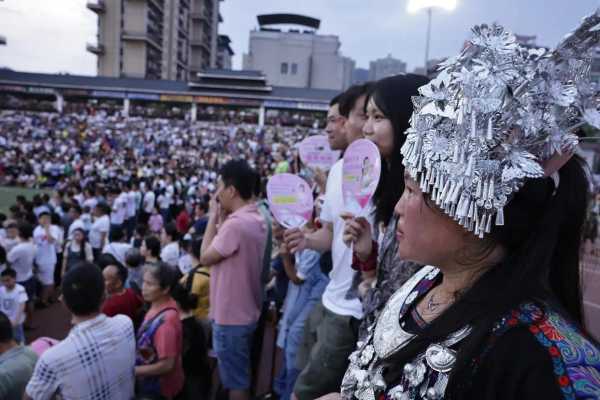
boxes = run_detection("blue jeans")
[212,322,257,390]
[13,324,24,344]
[274,353,301,400]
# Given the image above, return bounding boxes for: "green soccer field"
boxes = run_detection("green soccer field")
[0,186,51,215]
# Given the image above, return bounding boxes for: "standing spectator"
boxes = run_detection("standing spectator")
[283,86,374,400]
[102,226,132,267]
[0,222,19,253]
[0,268,28,344]
[100,257,143,324]
[89,203,110,260]
[160,222,180,269]
[126,182,138,239]
[188,201,209,238]
[175,206,191,235]
[0,311,38,400]
[109,186,128,237]
[141,185,156,225]
[66,204,86,240]
[33,211,62,306]
[157,189,172,224]
[179,239,210,321]
[7,223,36,328]
[141,236,162,265]
[61,228,94,275]
[135,262,184,399]
[124,248,145,292]
[200,160,267,400]
[171,284,211,399]
[273,229,329,400]
[25,263,136,400]
[149,207,164,235]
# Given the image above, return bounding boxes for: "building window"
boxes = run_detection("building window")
[281,62,288,74]
[291,63,298,75]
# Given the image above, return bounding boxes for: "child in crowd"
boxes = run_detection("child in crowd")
[0,268,28,344]
[149,207,164,235]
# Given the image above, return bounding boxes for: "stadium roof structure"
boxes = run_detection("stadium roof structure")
[257,14,320,30]
[0,69,340,110]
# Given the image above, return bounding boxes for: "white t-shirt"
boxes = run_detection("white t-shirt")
[67,218,86,240]
[160,242,180,268]
[157,193,172,210]
[0,284,28,324]
[90,215,110,249]
[7,242,36,282]
[110,194,128,225]
[33,225,62,267]
[126,191,137,219]
[83,197,98,211]
[143,191,156,214]
[102,242,132,267]
[319,159,374,319]
[178,253,193,275]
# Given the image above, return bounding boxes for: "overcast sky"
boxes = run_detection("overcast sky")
[0,0,598,75]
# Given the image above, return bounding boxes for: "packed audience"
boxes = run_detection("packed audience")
[0,57,599,400]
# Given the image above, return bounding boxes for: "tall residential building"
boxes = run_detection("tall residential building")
[86,0,223,80]
[368,54,406,81]
[242,14,354,91]
[217,35,234,69]
[352,68,369,85]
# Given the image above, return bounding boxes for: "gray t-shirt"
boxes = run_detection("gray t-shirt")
[0,345,38,400]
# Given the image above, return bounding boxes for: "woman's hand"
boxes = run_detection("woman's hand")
[272,221,285,242]
[341,212,373,260]
[284,227,309,254]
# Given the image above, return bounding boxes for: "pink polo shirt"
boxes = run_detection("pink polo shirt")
[210,203,267,325]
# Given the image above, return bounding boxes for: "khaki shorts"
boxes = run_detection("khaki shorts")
[293,301,359,400]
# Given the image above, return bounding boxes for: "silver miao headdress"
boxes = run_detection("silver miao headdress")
[401,9,600,238]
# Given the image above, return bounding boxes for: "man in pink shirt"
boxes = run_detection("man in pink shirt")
[200,160,267,400]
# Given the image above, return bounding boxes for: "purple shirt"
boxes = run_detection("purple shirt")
[210,204,267,325]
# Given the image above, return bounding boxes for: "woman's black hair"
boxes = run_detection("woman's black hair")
[143,235,162,259]
[368,74,430,225]
[145,262,182,293]
[71,228,89,260]
[190,238,202,259]
[171,282,199,312]
[96,253,124,271]
[163,222,179,242]
[382,156,591,395]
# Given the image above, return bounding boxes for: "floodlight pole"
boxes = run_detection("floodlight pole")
[424,7,432,73]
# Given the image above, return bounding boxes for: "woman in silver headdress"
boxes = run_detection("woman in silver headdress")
[325,9,600,400]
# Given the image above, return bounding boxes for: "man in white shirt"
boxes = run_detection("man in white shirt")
[25,263,136,400]
[89,204,111,261]
[283,86,374,399]
[157,189,172,224]
[7,223,36,329]
[160,222,180,269]
[102,227,132,268]
[109,187,128,234]
[141,186,155,225]
[33,212,62,306]
[0,268,27,344]
[125,183,137,239]
[0,222,19,254]
[66,204,86,240]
